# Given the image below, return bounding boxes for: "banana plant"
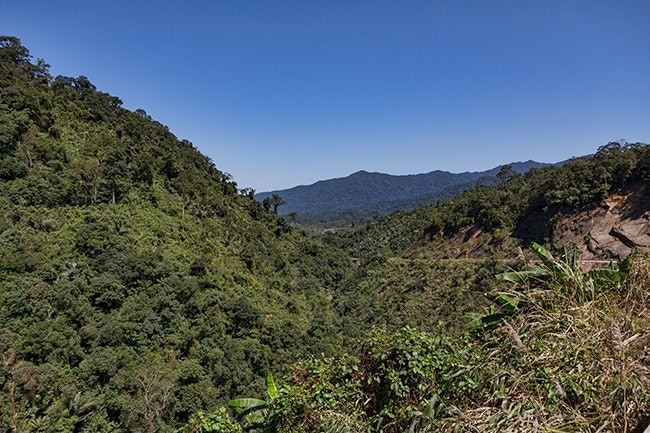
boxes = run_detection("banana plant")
[469,242,630,329]
[228,372,279,432]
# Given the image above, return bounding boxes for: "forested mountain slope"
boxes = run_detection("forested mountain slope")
[255,161,549,227]
[182,145,650,433]
[0,37,353,432]
[1,37,494,433]
[324,143,650,261]
[2,37,649,433]
[218,249,650,433]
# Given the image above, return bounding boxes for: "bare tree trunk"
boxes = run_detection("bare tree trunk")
[25,148,33,169]
[10,379,17,433]
[131,367,176,433]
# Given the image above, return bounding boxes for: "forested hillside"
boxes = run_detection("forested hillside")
[255,161,549,228]
[215,247,650,432]
[0,37,354,432]
[188,142,650,432]
[324,143,650,260]
[2,37,649,433]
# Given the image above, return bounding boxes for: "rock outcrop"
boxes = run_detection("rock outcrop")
[555,183,650,260]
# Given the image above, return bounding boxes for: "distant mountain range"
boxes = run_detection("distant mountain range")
[256,161,553,226]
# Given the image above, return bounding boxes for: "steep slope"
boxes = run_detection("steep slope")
[200,146,650,432]
[0,37,352,432]
[413,144,650,261]
[216,251,650,433]
[178,219,650,433]
[554,182,650,261]
[256,161,550,226]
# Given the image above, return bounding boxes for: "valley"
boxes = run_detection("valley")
[1,37,649,433]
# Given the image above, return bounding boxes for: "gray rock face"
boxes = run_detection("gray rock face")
[556,184,650,262]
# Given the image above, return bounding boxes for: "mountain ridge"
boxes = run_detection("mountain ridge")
[2,36,650,433]
[256,160,553,225]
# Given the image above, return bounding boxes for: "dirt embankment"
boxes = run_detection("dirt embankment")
[406,183,650,261]
[554,182,650,259]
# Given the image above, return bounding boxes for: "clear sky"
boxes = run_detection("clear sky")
[3,1,650,191]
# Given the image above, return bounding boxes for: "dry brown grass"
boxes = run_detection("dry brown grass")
[427,253,650,433]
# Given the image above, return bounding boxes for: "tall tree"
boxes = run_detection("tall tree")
[262,194,285,213]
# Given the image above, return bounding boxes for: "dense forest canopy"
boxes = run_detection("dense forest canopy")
[1,37,649,433]
[0,36,355,432]
[255,161,550,228]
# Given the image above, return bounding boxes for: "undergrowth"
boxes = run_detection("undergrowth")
[184,249,650,432]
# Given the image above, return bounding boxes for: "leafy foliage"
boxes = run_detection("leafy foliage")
[228,373,279,432]
[175,408,242,433]
[194,252,650,433]
[0,37,354,432]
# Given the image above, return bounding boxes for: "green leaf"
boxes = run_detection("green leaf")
[531,242,555,269]
[228,398,267,410]
[493,292,519,312]
[587,268,627,288]
[266,372,278,399]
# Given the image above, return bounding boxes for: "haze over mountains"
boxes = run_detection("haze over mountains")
[256,160,552,225]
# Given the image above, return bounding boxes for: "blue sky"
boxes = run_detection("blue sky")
[3,1,650,191]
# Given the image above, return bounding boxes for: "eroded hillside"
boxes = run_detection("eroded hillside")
[555,182,650,260]
[326,144,650,263]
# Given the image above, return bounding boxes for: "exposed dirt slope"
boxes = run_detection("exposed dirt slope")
[555,182,650,259]
[407,182,650,261]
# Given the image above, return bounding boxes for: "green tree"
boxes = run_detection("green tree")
[262,194,285,214]
[496,164,516,183]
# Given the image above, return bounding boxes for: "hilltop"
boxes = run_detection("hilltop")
[323,144,650,261]
[255,161,550,227]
